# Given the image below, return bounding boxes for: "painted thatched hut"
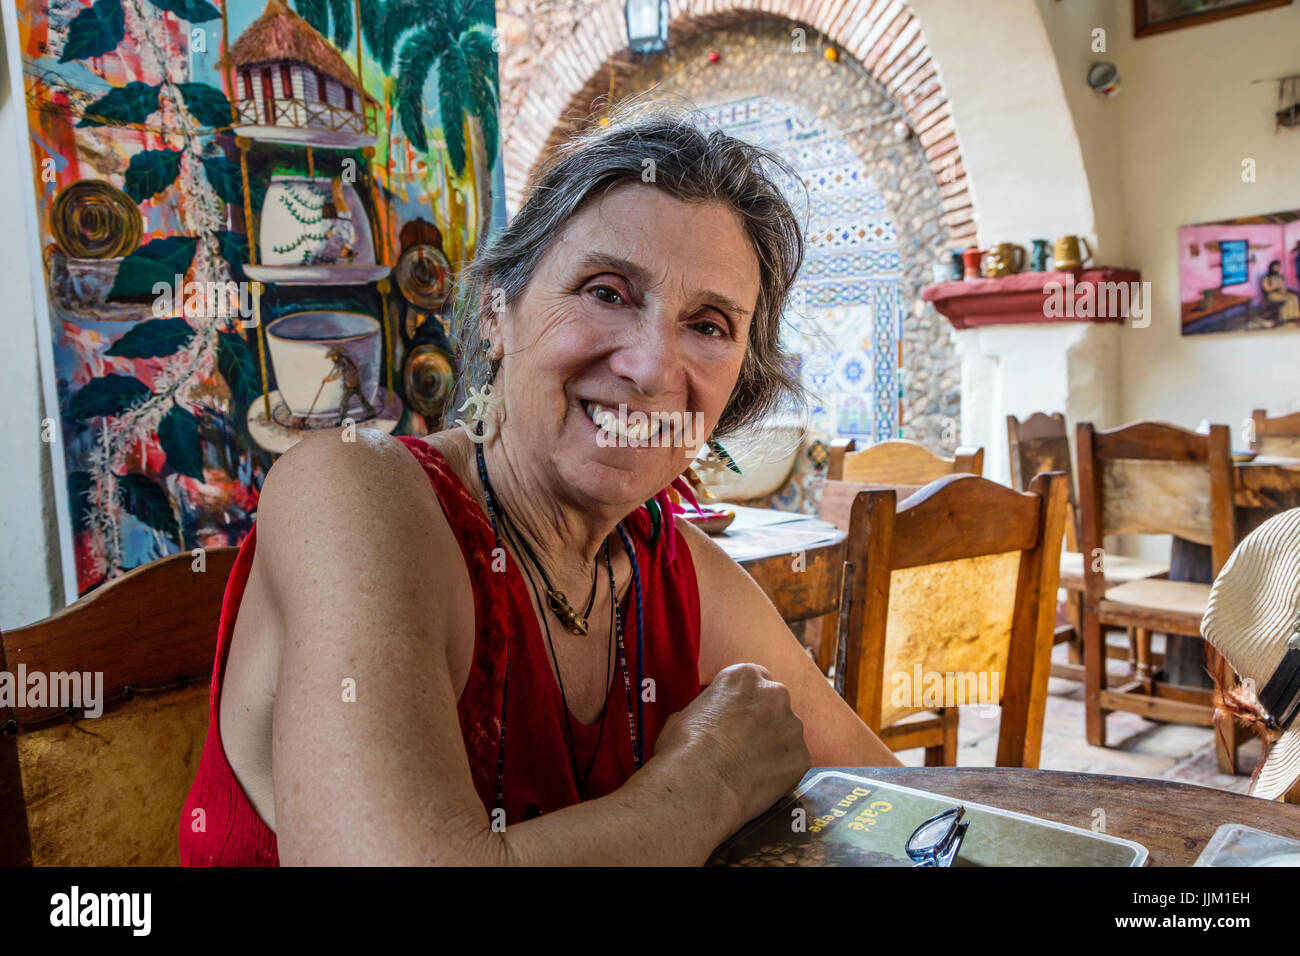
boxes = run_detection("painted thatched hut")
[226,0,378,147]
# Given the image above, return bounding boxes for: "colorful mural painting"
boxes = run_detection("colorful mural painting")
[5,0,503,600]
[1178,207,1300,335]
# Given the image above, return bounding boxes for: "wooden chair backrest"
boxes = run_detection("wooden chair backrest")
[827,438,984,484]
[0,547,236,866]
[1075,421,1236,604]
[1252,408,1300,458]
[836,472,1069,768]
[1006,412,1078,549]
[821,439,984,532]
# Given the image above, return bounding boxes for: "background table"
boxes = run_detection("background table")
[711,506,846,627]
[820,766,1300,866]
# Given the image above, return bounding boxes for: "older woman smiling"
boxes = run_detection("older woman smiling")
[179,103,900,868]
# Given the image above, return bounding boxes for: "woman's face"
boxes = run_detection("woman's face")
[486,181,761,511]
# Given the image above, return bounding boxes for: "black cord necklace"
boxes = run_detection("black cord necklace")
[502,513,612,790]
[505,511,599,636]
[475,432,642,816]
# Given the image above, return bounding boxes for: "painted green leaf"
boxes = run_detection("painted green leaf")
[218,331,261,407]
[68,471,93,532]
[200,155,243,205]
[176,81,232,129]
[117,472,180,541]
[200,154,263,209]
[77,81,160,128]
[123,148,183,203]
[68,373,151,419]
[108,236,198,300]
[395,30,440,154]
[214,229,249,281]
[293,0,329,38]
[105,317,195,358]
[59,0,126,63]
[144,0,220,22]
[326,0,353,49]
[158,404,205,480]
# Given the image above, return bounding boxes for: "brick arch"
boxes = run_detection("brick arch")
[500,0,975,246]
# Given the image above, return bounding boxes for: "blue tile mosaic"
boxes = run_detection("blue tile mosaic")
[706,95,903,442]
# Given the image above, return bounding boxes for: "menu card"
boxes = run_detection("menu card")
[707,770,1148,867]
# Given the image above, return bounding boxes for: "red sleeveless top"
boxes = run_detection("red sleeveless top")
[179,436,702,865]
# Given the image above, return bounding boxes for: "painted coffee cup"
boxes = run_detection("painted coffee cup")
[266,311,382,417]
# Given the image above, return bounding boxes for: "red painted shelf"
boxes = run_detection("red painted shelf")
[921,268,1143,330]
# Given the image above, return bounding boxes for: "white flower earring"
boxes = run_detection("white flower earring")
[455,340,506,444]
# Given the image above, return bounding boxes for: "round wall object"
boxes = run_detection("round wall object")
[50,181,141,259]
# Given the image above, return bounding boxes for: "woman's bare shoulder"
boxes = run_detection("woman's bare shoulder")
[258,429,438,537]
[252,428,473,649]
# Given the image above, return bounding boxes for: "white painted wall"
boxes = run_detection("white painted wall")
[1035,0,1127,265]
[1110,1,1300,437]
[910,0,1119,484]
[0,22,62,630]
[957,322,1121,486]
[909,0,1099,249]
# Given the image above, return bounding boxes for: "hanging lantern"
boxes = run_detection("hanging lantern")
[625,0,669,54]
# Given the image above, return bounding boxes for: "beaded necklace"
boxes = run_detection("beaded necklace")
[474,430,644,819]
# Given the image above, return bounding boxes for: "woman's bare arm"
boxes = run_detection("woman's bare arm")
[681,516,903,769]
[259,430,759,865]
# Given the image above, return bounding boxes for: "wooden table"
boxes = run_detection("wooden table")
[824,766,1300,866]
[712,506,846,626]
[1234,455,1300,515]
[1166,456,1300,687]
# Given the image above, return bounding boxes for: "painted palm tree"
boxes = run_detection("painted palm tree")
[377,0,498,258]
[290,0,382,53]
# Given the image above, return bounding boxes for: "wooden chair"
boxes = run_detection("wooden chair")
[813,438,984,676]
[835,472,1070,767]
[1251,408,1300,458]
[0,547,236,866]
[1006,413,1168,683]
[1076,420,1240,772]
[827,437,984,484]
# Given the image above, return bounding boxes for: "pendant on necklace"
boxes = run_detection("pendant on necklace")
[547,589,589,636]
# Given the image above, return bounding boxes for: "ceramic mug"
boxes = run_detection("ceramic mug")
[266,311,382,417]
[949,250,965,281]
[984,242,1026,277]
[1030,239,1051,272]
[1053,235,1094,270]
[962,247,984,279]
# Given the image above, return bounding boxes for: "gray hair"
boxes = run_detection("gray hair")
[446,96,809,440]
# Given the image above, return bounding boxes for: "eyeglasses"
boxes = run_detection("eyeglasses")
[906,805,969,867]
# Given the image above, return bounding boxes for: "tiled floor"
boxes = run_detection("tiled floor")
[895,636,1262,795]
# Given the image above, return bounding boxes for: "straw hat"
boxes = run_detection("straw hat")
[1202,507,1300,800]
